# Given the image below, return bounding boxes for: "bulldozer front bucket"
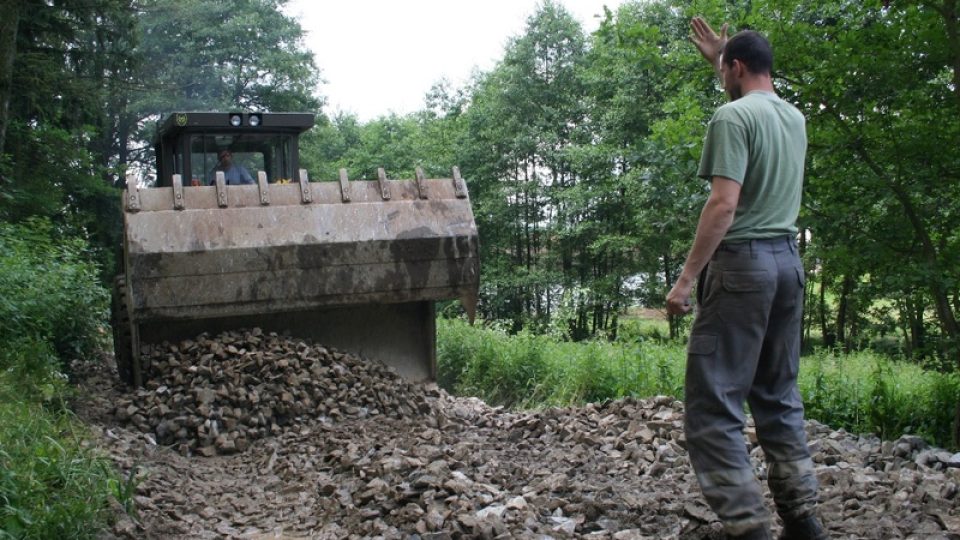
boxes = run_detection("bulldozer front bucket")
[118,168,479,384]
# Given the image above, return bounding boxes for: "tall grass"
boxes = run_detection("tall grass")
[437,318,960,449]
[799,350,959,448]
[0,378,118,539]
[437,318,685,408]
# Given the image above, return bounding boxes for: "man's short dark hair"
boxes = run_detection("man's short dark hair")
[721,30,773,75]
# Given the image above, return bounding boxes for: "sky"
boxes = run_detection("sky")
[283,0,616,121]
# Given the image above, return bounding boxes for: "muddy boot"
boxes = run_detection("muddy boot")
[778,514,828,540]
[767,458,823,539]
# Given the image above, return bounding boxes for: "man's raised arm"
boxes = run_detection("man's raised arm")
[690,16,729,77]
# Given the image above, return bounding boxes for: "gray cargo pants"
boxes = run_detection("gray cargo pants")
[684,236,820,535]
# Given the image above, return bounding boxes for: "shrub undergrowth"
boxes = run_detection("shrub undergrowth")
[0,218,124,539]
[0,217,108,362]
[437,318,960,450]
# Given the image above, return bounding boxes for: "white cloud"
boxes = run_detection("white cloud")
[284,0,614,120]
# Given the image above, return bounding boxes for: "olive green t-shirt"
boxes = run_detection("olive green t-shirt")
[697,90,806,242]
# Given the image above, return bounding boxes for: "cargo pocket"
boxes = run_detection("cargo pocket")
[721,270,768,292]
[686,333,719,395]
[795,267,806,288]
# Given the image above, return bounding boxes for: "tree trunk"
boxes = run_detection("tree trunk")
[115,112,132,186]
[836,278,848,349]
[929,0,960,108]
[897,297,911,358]
[903,294,927,359]
[0,0,22,158]
[664,253,679,340]
[799,231,808,350]
[954,400,960,450]
[819,273,834,348]
[836,274,855,352]
[609,303,619,341]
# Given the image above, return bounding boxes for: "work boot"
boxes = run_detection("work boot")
[727,524,773,540]
[779,514,828,540]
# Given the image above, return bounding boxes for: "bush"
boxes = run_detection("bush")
[0,217,108,364]
[438,320,551,406]
[0,218,122,539]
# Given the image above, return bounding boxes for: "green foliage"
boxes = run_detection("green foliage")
[2,0,131,275]
[0,383,123,539]
[0,123,122,280]
[304,113,421,180]
[582,0,715,334]
[300,100,467,183]
[747,0,960,359]
[119,0,325,192]
[0,218,108,364]
[296,4,960,452]
[617,312,672,343]
[302,0,960,368]
[437,319,551,406]
[0,339,66,405]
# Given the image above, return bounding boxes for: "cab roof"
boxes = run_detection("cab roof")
[156,112,315,139]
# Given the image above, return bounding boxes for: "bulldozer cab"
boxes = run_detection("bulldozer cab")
[154,112,313,186]
[113,111,479,387]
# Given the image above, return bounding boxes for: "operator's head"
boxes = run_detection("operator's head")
[719,30,773,100]
[218,149,233,166]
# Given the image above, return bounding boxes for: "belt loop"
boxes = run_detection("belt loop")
[750,239,757,259]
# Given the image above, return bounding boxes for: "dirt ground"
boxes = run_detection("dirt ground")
[70,338,960,540]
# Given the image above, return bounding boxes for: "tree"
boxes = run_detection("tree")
[460,1,591,334]
[122,0,323,176]
[580,0,721,339]
[1,0,138,275]
[755,0,960,362]
[0,0,23,157]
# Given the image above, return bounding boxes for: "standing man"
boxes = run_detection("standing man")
[665,17,827,540]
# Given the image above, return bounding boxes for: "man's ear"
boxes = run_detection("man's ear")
[732,59,746,78]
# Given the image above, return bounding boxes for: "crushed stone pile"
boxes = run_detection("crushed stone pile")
[78,331,960,539]
[112,328,436,457]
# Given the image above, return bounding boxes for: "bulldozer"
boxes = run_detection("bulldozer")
[111,111,480,386]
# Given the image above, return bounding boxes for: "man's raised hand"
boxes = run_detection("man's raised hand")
[690,17,728,70]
